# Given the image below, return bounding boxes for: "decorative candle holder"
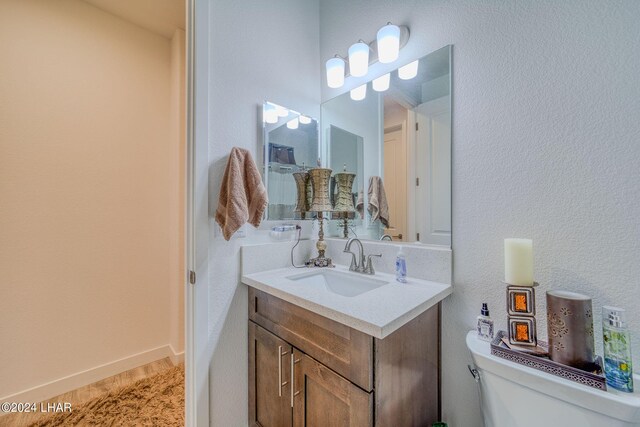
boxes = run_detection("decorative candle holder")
[506,282,539,347]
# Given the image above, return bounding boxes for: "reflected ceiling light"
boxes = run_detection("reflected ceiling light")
[276,105,289,117]
[264,104,278,124]
[377,23,400,64]
[348,41,369,77]
[398,60,419,80]
[350,83,367,101]
[299,115,311,124]
[286,118,299,129]
[372,73,390,92]
[326,56,346,88]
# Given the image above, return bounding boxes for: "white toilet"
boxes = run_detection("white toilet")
[466,331,640,426]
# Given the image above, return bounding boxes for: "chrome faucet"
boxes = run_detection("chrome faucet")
[344,238,365,272]
[380,234,392,241]
[343,238,382,275]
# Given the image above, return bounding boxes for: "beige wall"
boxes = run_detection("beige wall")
[0,0,183,399]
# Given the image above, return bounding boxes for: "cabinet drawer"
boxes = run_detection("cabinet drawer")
[249,288,373,391]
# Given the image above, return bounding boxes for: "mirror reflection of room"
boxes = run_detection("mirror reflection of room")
[263,102,319,220]
[382,46,451,246]
[321,46,451,246]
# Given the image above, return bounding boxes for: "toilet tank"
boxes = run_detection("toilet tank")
[466,331,640,427]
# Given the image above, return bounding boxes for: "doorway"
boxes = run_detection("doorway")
[0,0,187,425]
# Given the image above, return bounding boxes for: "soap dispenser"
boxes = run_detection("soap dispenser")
[602,306,634,392]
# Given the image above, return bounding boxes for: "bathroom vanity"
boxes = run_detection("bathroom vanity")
[243,265,451,426]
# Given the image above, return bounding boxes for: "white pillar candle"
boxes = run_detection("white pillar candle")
[504,238,534,286]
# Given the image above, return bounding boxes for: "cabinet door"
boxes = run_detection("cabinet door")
[293,350,372,427]
[249,322,293,427]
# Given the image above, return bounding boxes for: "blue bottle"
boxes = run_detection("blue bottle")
[395,246,407,283]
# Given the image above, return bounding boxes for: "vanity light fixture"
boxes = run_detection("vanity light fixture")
[286,117,299,129]
[326,56,346,88]
[263,103,278,124]
[299,115,311,125]
[276,105,289,117]
[324,23,409,89]
[398,60,419,80]
[377,23,401,63]
[372,73,390,92]
[350,83,367,101]
[348,41,370,77]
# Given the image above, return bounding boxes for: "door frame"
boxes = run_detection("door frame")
[185,0,210,425]
[383,122,408,241]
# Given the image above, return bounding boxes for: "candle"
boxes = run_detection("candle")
[504,238,534,286]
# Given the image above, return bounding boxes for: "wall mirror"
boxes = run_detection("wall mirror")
[321,45,452,247]
[262,101,319,220]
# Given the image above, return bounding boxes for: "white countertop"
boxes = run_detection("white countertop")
[242,264,452,339]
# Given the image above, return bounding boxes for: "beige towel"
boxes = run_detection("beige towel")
[215,147,268,241]
[355,189,364,219]
[367,176,389,228]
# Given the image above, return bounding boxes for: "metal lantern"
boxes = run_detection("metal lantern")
[546,290,595,370]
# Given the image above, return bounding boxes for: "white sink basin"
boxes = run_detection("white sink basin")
[287,269,388,297]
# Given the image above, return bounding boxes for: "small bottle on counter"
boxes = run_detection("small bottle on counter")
[395,246,407,283]
[477,303,494,341]
[602,306,634,392]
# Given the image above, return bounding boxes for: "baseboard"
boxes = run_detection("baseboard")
[169,344,185,365]
[1,345,177,405]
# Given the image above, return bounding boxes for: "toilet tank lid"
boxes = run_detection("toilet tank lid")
[466,331,640,423]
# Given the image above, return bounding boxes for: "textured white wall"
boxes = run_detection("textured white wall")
[206,0,320,425]
[320,1,640,426]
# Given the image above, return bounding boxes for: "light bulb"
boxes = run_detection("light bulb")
[263,104,278,124]
[350,84,367,101]
[376,24,400,64]
[348,42,369,77]
[299,115,311,124]
[276,105,289,117]
[372,73,390,92]
[287,118,299,129]
[398,60,419,80]
[326,57,345,88]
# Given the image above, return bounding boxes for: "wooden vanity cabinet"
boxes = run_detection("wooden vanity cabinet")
[248,287,440,427]
[248,323,293,427]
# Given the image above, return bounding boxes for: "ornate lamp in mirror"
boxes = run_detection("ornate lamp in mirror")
[333,165,356,238]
